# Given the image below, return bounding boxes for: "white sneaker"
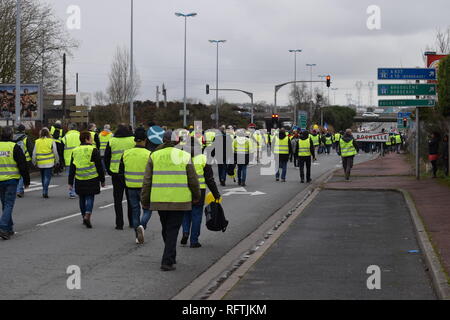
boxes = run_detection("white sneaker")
[136,225,145,244]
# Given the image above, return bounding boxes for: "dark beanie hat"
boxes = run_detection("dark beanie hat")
[134,127,147,142]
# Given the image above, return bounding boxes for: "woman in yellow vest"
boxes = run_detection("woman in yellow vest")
[68,131,105,228]
[62,123,80,199]
[338,129,359,181]
[119,128,151,244]
[181,137,221,248]
[233,129,250,186]
[0,127,30,240]
[32,128,59,198]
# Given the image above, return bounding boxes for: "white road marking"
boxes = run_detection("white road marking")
[100,200,126,209]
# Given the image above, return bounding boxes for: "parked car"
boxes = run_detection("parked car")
[362,112,379,117]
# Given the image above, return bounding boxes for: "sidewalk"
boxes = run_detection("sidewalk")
[327,153,450,280]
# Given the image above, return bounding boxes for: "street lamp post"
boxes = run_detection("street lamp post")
[289,49,302,125]
[15,0,21,125]
[209,40,226,128]
[175,12,197,128]
[130,0,134,128]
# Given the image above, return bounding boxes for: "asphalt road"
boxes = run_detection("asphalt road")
[0,151,376,300]
[225,190,436,300]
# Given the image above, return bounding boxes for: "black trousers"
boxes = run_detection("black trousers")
[111,174,132,228]
[299,156,312,181]
[158,211,186,266]
[342,156,354,179]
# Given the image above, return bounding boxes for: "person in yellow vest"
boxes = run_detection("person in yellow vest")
[309,130,320,154]
[322,132,333,155]
[88,123,101,150]
[233,129,250,186]
[181,137,221,248]
[62,123,81,199]
[68,131,105,228]
[141,130,201,271]
[50,120,64,175]
[119,128,151,244]
[14,124,33,198]
[32,128,59,198]
[273,128,292,182]
[99,124,113,172]
[333,131,342,153]
[385,133,392,153]
[338,129,359,181]
[296,130,316,183]
[0,126,30,240]
[104,124,136,230]
[204,130,216,148]
[394,132,403,154]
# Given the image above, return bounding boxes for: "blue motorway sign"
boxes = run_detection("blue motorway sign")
[397,112,412,119]
[378,68,437,80]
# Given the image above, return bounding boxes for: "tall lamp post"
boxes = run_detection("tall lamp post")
[289,49,302,125]
[175,12,197,128]
[15,0,21,125]
[209,40,226,128]
[130,0,134,128]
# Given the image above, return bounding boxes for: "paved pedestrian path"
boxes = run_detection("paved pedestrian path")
[327,153,450,279]
[225,190,436,300]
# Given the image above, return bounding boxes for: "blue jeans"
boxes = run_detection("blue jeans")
[66,167,76,197]
[218,164,227,182]
[182,204,203,244]
[40,168,53,195]
[275,160,288,180]
[79,195,95,216]
[17,177,24,194]
[127,188,152,229]
[0,181,19,232]
[237,165,247,183]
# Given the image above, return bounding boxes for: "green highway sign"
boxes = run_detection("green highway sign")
[378,99,435,107]
[298,111,308,130]
[378,84,436,96]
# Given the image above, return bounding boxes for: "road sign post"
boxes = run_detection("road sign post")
[378,99,435,107]
[378,84,436,96]
[378,68,437,80]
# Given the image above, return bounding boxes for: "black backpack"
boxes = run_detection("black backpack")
[204,201,229,232]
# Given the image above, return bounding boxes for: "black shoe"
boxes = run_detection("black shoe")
[301,180,305,183]
[0,230,10,240]
[84,219,92,229]
[307,179,312,183]
[181,233,189,245]
[276,178,280,181]
[238,181,242,186]
[241,182,246,187]
[17,192,24,198]
[160,264,176,271]
[43,194,49,199]
[220,181,226,186]
[190,243,202,248]
[115,226,123,230]
[281,179,286,182]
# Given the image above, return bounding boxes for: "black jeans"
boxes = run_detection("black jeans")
[111,174,132,228]
[299,156,312,182]
[431,160,438,177]
[342,156,354,179]
[158,211,186,266]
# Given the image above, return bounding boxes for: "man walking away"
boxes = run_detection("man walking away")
[88,123,101,150]
[338,129,359,181]
[233,129,250,186]
[0,127,30,240]
[99,124,113,173]
[33,128,59,198]
[323,132,333,155]
[273,128,292,182]
[212,125,232,186]
[295,130,316,183]
[104,124,135,230]
[119,128,152,244]
[14,124,32,198]
[141,131,201,271]
[62,123,80,199]
[50,120,64,175]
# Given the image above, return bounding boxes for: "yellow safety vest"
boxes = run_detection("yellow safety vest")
[205,131,216,147]
[340,139,357,157]
[310,134,320,146]
[35,138,55,167]
[298,139,312,157]
[72,145,98,181]
[233,138,249,154]
[386,137,392,146]
[274,136,290,154]
[325,136,333,145]
[123,147,151,188]
[150,147,192,203]
[109,136,136,174]
[0,142,20,181]
[63,130,81,166]
[395,134,402,144]
[334,133,341,142]
[50,126,63,143]
[99,132,113,156]
[193,154,207,189]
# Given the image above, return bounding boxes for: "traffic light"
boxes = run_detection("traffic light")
[403,118,408,128]
[272,113,279,128]
[206,84,210,95]
[326,75,331,88]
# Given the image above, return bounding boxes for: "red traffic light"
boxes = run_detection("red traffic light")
[326,75,331,88]
[272,114,279,118]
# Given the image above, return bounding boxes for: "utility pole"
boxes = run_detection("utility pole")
[355,81,363,108]
[15,0,21,125]
[129,0,134,128]
[156,86,160,108]
[76,73,79,93]
[289,49,302,125]
[209,40,226,128]
[162,83,167,108]
[63,53,66,121]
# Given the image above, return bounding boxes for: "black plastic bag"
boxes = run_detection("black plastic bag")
[204,201,229,232]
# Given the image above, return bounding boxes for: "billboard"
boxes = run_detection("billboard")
[0,84,43,121]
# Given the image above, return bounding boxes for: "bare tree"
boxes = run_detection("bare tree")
[435,27,450,53]
[0,0,78,93]
[289,83,310,111]
[106,46,141,122]
[93,91,108,106]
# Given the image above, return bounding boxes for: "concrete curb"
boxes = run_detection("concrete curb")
[172,168,336,301]
[323,186,450,300]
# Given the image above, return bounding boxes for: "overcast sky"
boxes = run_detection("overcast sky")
[46,0,450,107]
